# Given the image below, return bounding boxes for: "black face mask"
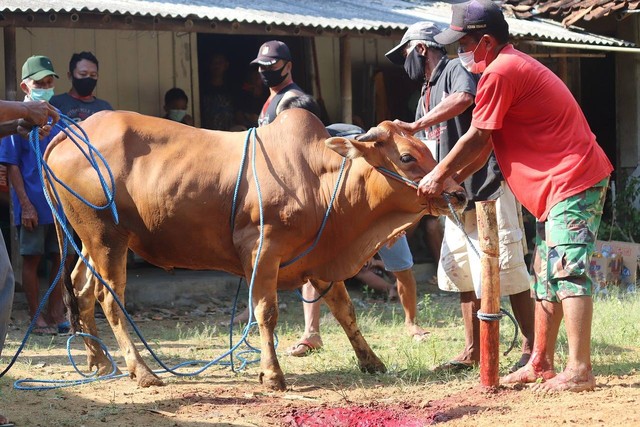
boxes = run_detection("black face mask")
[72,77,97,97]
[259,65,288,88]
[403,49,426,82]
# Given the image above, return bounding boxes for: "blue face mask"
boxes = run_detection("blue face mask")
[167,109,187,122]
[29,87,55,102]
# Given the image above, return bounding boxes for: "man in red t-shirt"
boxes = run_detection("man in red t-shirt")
[420,0,613,392]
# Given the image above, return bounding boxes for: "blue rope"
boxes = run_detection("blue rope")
[280,157,348,268]
[7,120,265,390]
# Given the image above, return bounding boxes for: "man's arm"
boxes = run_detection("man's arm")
[453,138,493,183]
[0,121,20,138]
[417,125,492,197]
[395,91,474,134]
[0,100,59,126]
[7,164,39,230]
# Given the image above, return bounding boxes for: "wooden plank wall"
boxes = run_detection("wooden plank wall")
[0,28,197,122]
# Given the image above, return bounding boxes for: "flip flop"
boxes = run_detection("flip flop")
[433,360,476,372]
[32,325,58,336]
[286,339,322,357]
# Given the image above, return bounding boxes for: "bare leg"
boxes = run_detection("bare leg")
[47,254,68,325]
[355,270,393,294]
[532,296,595,392]
[22,255,50,328]
[502,299,560,385]
[286,281,323,356]
[509,289,535,367]
[394,269,429,340]
[454,291,480,365]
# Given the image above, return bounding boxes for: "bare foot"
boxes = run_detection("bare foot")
[232,307,250,324]
[286,333,323,357]
[531,367,595,393]
[406,323,430,342]
[501,362,556,385]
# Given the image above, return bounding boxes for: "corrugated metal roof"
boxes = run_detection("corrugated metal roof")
[504,0,640,27]
[1,0,634,46]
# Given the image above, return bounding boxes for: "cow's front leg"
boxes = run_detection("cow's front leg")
[311,280,386,374]
[248,263,285,391]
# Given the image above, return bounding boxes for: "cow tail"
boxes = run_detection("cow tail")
[52,209,81,335]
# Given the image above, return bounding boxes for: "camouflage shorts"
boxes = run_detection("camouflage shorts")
[531,178,609,302]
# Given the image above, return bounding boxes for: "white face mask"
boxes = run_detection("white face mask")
[29,87,55,102]
[168,109,187,122]
[458,40,487,74]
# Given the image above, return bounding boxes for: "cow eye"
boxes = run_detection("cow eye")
[400,154,416,163]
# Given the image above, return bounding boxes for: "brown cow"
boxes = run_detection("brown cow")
[45,108,466,390]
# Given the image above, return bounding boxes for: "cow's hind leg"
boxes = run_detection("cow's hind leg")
[70,253,123,377]
[90,241,163,387]
[310,280,386,374]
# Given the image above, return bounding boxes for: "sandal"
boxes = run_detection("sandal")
[286,335,323,357]
[32,325,58,336]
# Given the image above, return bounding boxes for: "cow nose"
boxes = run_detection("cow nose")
[452,190,467,203]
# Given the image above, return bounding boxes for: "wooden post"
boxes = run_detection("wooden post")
[339,35,352,124]
[476,200,500,389]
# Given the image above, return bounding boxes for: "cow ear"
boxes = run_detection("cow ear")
[325,137,364,159]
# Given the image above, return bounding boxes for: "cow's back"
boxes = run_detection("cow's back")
[46,111,253,274]
[45,109,331,278]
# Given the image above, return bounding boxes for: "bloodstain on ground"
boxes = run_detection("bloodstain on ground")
[284,404,424,427]
[282,386,514,426]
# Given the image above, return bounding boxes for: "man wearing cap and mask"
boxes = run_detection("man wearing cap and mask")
[0,55,70,337]
[419,0,612,392]
[50,51,112,122]
[251,40,306,127]
[387,21,534,372]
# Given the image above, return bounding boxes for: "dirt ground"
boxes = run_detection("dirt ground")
[1,291,640,426]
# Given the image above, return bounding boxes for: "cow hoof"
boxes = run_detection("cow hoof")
[259,371,286,391]
[359,358,387,374]
[95,363,122,378]
[137,374,164,388]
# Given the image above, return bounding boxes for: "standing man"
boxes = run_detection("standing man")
[232,41,315,334]
[251,40,306,127]
[420,0,612,392]
[386,21,535,372]
[0,56,68,336]
[0,98,59,427]
[50,51,112,122]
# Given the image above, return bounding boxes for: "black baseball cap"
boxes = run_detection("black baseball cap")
[434,0,508,45]
[385,21,444,65]
[250,40,292,66]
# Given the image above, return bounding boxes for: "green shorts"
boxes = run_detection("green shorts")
[19,224,60,256]
[531,178,609,302]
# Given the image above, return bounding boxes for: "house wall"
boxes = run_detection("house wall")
[0,28,198,120]
[1,28,402,127]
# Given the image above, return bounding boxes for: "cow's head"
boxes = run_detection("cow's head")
[325,120,467,216]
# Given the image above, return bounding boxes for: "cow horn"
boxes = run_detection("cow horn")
[355,127,383,142]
